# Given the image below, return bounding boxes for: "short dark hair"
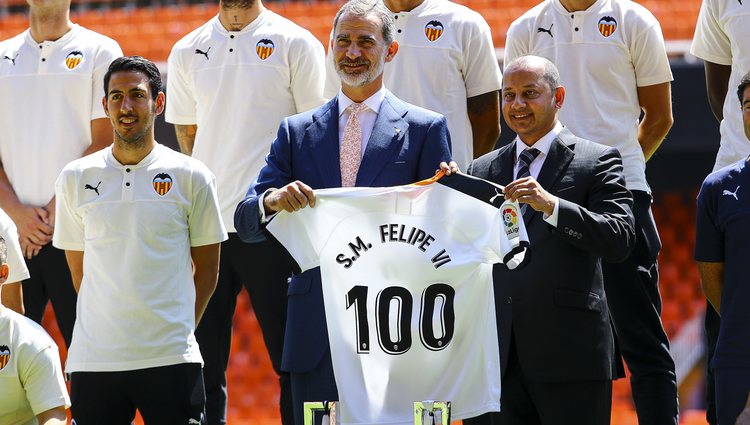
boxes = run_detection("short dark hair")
[737,70,750,105]
[333,0,395,45]
[505,55,561,93]
[103,56,162,100]
[0,236,6,266]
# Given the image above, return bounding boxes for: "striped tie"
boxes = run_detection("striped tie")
[517,147,541,180]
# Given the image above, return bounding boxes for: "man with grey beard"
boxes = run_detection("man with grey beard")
[234,1,452,423]
[166,0,326,422]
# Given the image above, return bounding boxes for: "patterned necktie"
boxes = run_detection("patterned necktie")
[516,147,541,179]
[340,103,368,187]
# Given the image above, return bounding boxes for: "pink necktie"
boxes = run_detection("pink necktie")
[340,103,367,187]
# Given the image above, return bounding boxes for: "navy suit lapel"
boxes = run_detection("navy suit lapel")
[308,98,343,187]
[356,93,407,187]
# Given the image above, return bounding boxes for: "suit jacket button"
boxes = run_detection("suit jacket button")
[577,233,582,239]
[506,297,512,304]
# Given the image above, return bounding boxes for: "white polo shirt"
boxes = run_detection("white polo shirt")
[324,0,502,170]
[0,208,30,284]
[691,0,750,170]
[0,306,70,425]
[504,0,673,192]
[166,10,326,232]
[0,25,122,206]
[53,144,228,373]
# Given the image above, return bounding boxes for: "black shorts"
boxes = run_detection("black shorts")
[70,363,206,425]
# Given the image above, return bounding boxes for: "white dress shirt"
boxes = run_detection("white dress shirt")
[514,121,564,226]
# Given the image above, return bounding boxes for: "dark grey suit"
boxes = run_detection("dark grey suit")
[466,128,635,425]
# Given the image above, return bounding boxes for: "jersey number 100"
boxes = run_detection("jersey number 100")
[345,283,456,355]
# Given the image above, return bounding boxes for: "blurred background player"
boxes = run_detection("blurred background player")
[0,0,122,347]
[1,231,70,425]
[166,0,325,423]
[324,0,501,169]
[0,208,30,313]
[53,56,226,424]
[691,1,750,422]
[503,1,677,424]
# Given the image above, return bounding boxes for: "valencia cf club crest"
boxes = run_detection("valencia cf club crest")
[256,39,275,60]
[152,173,173,196]
[597,16,617,37]
[425,20,444,42]
[501,203,521,237]
[0,345,10,370]
[65,50,84,69]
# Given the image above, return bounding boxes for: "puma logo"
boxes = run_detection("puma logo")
[84,181,101,196]
[188,419,201,425]
[537,24,554,38]
[3,53,18,65]
[194,47,211,60]
[637,264,655,279]
[723,185,740,200]
[489,187,504,205]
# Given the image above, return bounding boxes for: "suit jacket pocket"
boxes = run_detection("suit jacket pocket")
[553,288,605,312]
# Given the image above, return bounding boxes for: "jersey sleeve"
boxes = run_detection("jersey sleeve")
[695,177,724,262]
[165,47,198,125]
[0,215,30,283]
[18,341,70,416]
[462,14,502,98]
[690,0,732,66]
[52,168,86,251]
[289,33,327,113]
[630,15,673,87]
[486,199,529,269]
[188,168,228,247]
[91,39,124,120]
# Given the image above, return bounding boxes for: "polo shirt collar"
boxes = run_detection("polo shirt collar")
[212,9,270,36]
[24,24,80,48]
[552,0,606,14]
[106,143,162,169]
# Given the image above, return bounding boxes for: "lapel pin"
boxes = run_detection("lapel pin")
[395,128,401,135]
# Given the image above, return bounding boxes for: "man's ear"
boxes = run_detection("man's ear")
[0,264,8,285]
[554,86,565,109]
[155,91,166,116]
[385,40,399,63]
[102,95,110,117]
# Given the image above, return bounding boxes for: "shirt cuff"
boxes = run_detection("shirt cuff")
[542,197,559,227]
[259,189,280,224]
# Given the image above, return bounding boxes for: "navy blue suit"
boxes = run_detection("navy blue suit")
[235,91,451,424]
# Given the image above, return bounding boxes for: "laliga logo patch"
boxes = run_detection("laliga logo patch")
[256,39,275,60]
[65,50,83,69]
[0,345,10,370]
[597,16,617,37]
[152,173,173,196]
[501,203,521,237]
[424,20,444,42]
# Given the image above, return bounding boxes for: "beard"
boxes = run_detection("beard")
[336,55,385,88]
[221,0,255,10]
[113,114,154,150]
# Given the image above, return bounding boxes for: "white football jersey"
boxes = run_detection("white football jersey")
[267,173,529,425]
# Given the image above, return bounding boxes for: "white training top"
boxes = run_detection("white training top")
[0,25,122,206]
[267,173,529,425]
[0,307,70,425]
[166,10,326,232]
[0,208,30,284]
[53,144,227,373]
[504,0,673,192]
[324,0,502,170]
[691,0,750,170]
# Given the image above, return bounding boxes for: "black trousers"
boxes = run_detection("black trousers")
[706,305,720,424]
[195,234,294,425]
[22,243,76,347]
[602,190,678,425]
[71,363,206,425]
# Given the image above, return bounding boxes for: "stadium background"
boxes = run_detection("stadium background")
[0,0,718,423]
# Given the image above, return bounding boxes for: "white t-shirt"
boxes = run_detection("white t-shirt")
[504,0,673,192]
[0,25,122,206]
[166,11,326,232]
[52,144,228,373]
[267,173,529,425]
[0,208,30,284]
[691,0,750,170]
[0,307,70,425]
[324,0,502,170]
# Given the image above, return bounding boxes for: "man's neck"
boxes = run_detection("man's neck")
[28,6,73,43]
[558,0,597,12]
[218,2,264,32]
[112,138,156,165]
[384,0,425,13]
